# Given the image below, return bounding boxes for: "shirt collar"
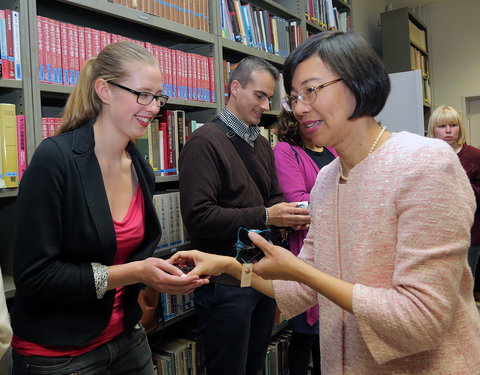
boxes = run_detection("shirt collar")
[219,108,260,147]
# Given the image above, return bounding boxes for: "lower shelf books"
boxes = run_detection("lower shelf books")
[153,191,189,250]
[262,329,292,375]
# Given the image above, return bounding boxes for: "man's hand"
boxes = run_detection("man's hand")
[267,202,310,228]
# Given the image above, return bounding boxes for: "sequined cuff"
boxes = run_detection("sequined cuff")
[264,207,269,226]
[91,262,108,300]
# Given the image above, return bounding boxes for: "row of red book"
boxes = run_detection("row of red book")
[0,103,26,189]
[36,15,216,102]
[0,9,21,80]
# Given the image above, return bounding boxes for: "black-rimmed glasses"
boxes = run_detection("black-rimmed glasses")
[108,81,169,107]
[281,77,343,112]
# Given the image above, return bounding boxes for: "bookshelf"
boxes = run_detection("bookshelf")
[380,7,431,130]
[1,0,353,373]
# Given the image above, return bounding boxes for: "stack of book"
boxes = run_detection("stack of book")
[36,16,216,103]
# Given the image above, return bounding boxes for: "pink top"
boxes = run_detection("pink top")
[12,185,145,356]
[273,132,480,374]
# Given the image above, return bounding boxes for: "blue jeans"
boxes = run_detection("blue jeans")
[194,282,276,375]
[12,323,154,375]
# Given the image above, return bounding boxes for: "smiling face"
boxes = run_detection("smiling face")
[229,69,275,126]
[290,55,356,148]
[107,63,163,139]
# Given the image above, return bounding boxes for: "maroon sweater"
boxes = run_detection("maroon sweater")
[458,144,480,244]
[179,122,284,256]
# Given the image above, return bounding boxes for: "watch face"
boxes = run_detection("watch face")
[234,227,271,264]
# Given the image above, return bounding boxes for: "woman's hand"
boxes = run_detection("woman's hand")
[249,231,302,281]
[168,250,234,278]
[138,257,208,295]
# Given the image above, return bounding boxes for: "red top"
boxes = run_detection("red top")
[458,144,480,245]
[12,185,145,356]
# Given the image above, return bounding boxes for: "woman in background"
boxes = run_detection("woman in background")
[428,105,480,301]
[10,41,206,375]
[273,109,336,375]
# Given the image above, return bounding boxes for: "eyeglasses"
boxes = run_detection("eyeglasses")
[281,77,343,112]
[108,81,169,107]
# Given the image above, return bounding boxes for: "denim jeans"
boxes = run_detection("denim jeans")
[12,323,154,375]
[194,282,276,375]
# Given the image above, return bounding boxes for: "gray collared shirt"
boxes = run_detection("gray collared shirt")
[219,108,260,147]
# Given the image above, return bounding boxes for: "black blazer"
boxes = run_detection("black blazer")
[11,121,161,347]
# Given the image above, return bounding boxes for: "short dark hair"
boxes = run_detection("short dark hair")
[228,56,279,94]
[283,31,390,119]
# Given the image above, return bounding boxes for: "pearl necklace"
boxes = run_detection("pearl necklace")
[339,126,386,181]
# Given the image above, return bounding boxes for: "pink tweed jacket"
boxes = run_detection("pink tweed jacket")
[273,132,480,374]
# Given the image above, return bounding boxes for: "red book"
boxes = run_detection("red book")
[41,117,48,139]
[77,26,86,72]
[36,16,46,83]
[60,22,69,85]
[72,24,80,84]
[91,28,101,57]
[84,27,93,60]
[53,19,62,84]
[186,52,193,101]
[42,16,53,83]
[190,53,197,101]
[4,10,15,79]
[16,115,27,181]
[2,9,15,79]
[48,117,56,137]
[208,56,215,103]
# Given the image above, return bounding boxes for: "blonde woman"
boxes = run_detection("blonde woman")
[10,41,207,375]
[428,105,480,300]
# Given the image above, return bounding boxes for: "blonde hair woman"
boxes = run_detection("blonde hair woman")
[428,105,480,300]
[10,41,207,375]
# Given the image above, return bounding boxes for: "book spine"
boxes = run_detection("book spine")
[11,10,21,80]
[15,114,26,181]
[0,103,19,188]
[4,10,15,79]
[60,22,69,85]
[53,20,62,84]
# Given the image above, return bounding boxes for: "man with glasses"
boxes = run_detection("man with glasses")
[179,56,310,375]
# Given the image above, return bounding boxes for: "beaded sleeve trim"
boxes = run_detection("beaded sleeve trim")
[91,262,108,300]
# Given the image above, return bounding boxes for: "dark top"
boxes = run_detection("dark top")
[11,120,161,347]
[179,120,284,257]
[458,144,480,244]
[304,147,336,170]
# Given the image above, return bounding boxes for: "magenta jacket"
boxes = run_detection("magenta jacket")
[273,142,337,325]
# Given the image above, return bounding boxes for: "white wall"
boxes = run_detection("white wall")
[351,0,386,53]
[426,0,480,141]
